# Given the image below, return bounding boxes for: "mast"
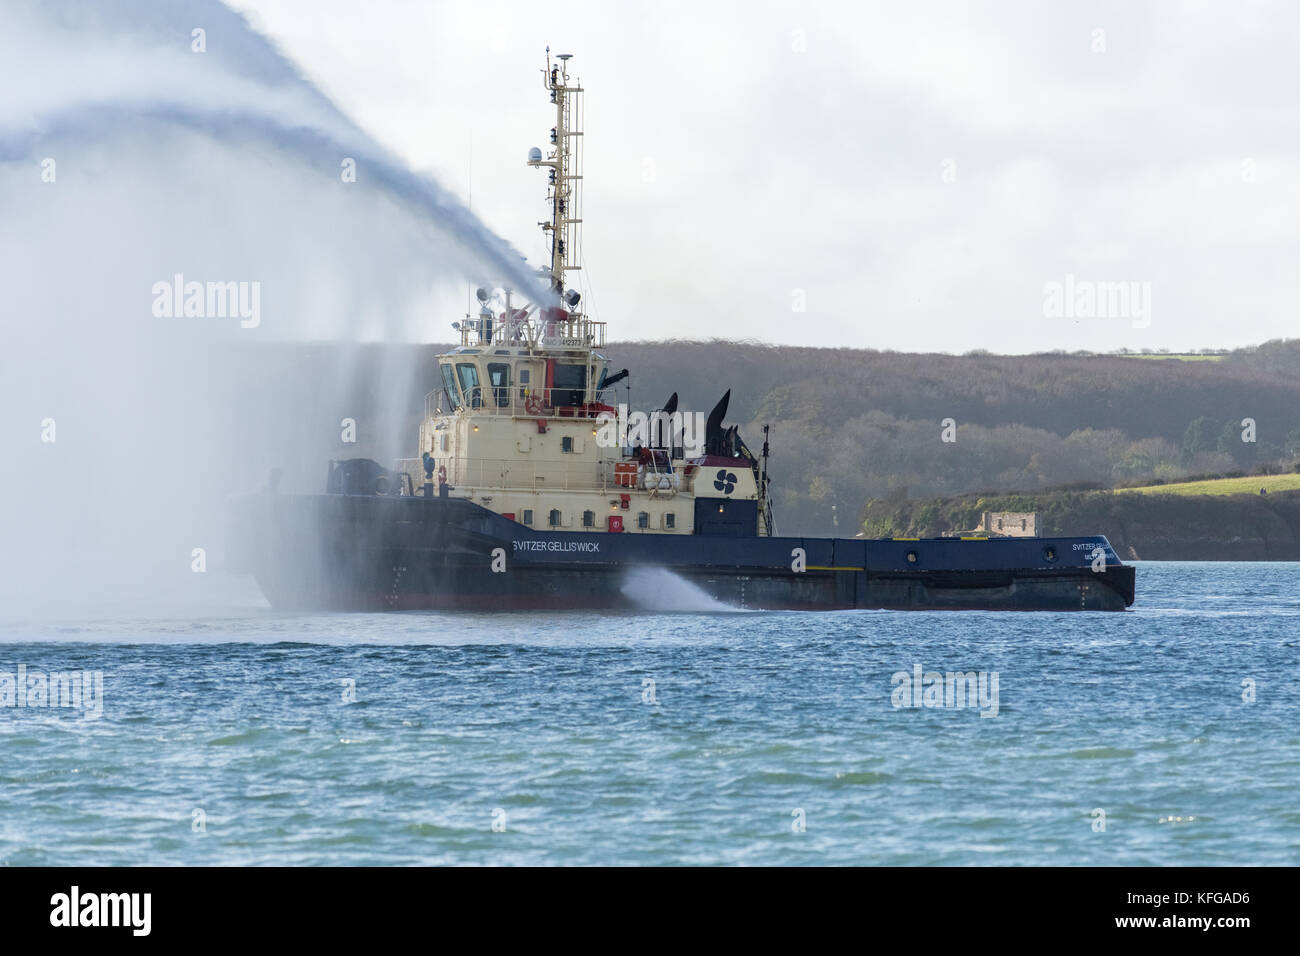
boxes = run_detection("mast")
[455,51,603,353]
[528,49,583,305]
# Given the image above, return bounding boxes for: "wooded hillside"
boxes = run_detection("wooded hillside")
[225,338,1300,536]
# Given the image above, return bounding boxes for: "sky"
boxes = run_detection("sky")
[219,0,1300,353]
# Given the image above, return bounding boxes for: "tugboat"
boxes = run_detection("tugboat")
[230,51,1136,612]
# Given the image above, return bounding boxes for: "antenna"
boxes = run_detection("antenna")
[466,130,473,320]
[528,49,584,302]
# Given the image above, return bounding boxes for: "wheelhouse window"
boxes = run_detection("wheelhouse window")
[552,363,587,407]
[440,363,462,410]
[487,363,511,408]
[456,363,481,408]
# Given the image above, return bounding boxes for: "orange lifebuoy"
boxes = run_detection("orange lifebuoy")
[437,465,447,484]
[524,395,544,416]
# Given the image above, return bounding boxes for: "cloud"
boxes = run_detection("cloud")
[228,0,1300,352]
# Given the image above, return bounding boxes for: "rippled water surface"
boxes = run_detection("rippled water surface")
[1,562,1297,865]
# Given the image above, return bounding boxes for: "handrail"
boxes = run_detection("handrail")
[393,454,698,497]
[457,310,606,350]
[394,455,622,494]
[393,457,423,480]
[425,384,616,421]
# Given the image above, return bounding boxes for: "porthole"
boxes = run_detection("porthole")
[1043,546,1058,563]
[905,550,918,564]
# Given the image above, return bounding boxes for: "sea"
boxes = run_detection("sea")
[1,561,1296,866]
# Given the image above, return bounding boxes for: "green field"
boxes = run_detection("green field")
[1120,474,1300,496]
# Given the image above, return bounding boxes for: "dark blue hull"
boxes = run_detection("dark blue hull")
[230,493,1135,611]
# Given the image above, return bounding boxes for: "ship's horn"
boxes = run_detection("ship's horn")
[600,368,629,389]
[705,389,730,455]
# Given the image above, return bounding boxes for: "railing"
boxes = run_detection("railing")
[457,310,606,350]
[425,384,616,421]
[393,457,424,484]
[392,455,696,496]
[392,456,610,493]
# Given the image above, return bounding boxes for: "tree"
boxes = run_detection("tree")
[1217,420,1256,468]
[1285,425,1300,461]
[1182,416,1220,466]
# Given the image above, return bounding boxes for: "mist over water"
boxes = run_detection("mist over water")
[0,0,544,617]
